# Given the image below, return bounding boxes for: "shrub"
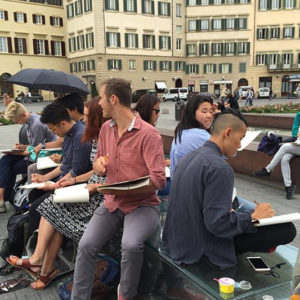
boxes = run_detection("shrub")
[240,102,300,113]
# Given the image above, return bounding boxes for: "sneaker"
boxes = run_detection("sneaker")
[0,201,6,213]
[117,284,132,300]
[253,168,271,177]
[286,184,295,200]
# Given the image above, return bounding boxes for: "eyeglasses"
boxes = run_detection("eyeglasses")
[48,123,60,133]
[152,108,160,114]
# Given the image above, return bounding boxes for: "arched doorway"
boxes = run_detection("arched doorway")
[238,78,248,87]
[175,78,182,88]
[0,73,13,96]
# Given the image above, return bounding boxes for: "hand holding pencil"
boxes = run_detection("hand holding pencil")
[93,153,109,176]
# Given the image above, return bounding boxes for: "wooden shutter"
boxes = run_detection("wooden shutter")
[246,42,250,54]
[14,12,17,22]
[67,5,70,18]
[24,13,27,23]
[152,35,155,49]
[143,34,146,48]
[50,16,53,25]
[158,1,161,14]
[168,61,172,71]
[45,40,49,55]
[175,61,178,71]
[32,14,36,24]
[168,36,171,50]
[60,17,63,26]
[199,44,202,55]
[117,33,120,47]
[153,61,157,71]
[124,0,127,11]
[61,41,65,56]
[125,33,128,47]
[106,32,110,47]
[135,33,138,48]
[204,64,207,74]
[7,37,12,53]
[185,64,189,74]
[167,3,170,15]
[70,63,73,73]
[196,64,199,74]
[266,28,269,39]
[42,15,45,24]
[143,60,147,70]
[221,19,226,30]
[219,64,222,73]
[4,11,8,20]
[292,27,295,38]
[92,60,95,70]
[33,39,38,54]
[159,61,163,70]
[196,20,201,31]
[107,59,112,70]
[267,0,271,9]
[159,36,162,49]
[229,63,232,73]
[151,0,154,14]
[51,41,55,55]
[213,64,217,73]
[234,18,239,30]
[243,18,247,29]
[142,0,145,13]
[14,38,19,53]
[23,38,27,54]
[116,0,119,10]
[68,39,72,52]
[134,0,137,11]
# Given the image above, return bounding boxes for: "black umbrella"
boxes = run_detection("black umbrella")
[7,68,89,95]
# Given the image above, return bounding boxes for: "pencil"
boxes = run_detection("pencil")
[254,200,260,206]
[104,153,109,160]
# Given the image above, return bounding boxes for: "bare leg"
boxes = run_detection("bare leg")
[0,187,4,201]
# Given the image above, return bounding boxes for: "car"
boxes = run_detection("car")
[240,86,252,99]
[15,93,43,103]
[162,88,179,102]
[30,93,44,102]
[258,87,270,98]
[132,89,157,103]
[178,87,188,100]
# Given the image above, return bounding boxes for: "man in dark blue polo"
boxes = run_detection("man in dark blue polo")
[162,109,296,269]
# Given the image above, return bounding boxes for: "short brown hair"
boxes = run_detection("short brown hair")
[101,78,132,107]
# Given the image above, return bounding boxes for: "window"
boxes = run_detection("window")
[70,62,78,73]
[226,18,235,30]
[125,33,138,48]
[124,0,136,12]
[270,27,280,39]
[16,12,25,22]
[284,0,294,8]
[34,14,43,24]
[78,61,86,72]
[52,41,61,56]
[188,64,199,74]
[75,0,83,15]
[86,32,94,48]
[77,34,85,50]
[298,53,300,64]
[259,0,267,9]
[175,61,185,71]
[143,34,155,49]
[106,0,118,10]
[16,38,25,54]
[199,43,209,55]
[204,64,216,74]
[227,0,234,3]
[69,37,76,52]
[187,44,196,56]
[225,42,235,55]
[47,0,62,6]
[87,60,95,70]
[283,27,294,38]
[36,40,45,54]
[160,61,171,71]
[269,54,279,65]
[239,18,247,29]
[158,2,170,15]
[201,20,209,30]
[106,32,120,47]
[238,42,249,54]
[240,0,248,3]
[107,59,122,70]
[51,17,61,26]
[84,0,93,11]
[176,38,182,50]
[282,53,292,66]
[144,60,156,71]
[129,60,136,70]
[257,28,268,39]
[188,0,196,5]
[202,0,209,4]
[212,19,222,30]
[214,0,221,4]
[219,63,232,73]
[159,36,171,50]
[176,25,182,33]
[256,54,267,65]
[0,37,8,53]
[0,11,5,20]
[176,3,181,17]
[212,43,222,55]
[67,4,74,18]
[271,0,280,9]
[189,20,197,31]
[239,62,246,72]
[142,0,154,14]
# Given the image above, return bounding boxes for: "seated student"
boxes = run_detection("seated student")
[7,99,105,290]
[26,102,92,236]
[162,109,296,269]
[0,102,56,213]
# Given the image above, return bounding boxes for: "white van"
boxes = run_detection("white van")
[258,87,270,98]
[162,88,179,102]
[178,87,188,100]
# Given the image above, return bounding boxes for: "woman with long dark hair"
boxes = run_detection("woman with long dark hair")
[170,94,214,178]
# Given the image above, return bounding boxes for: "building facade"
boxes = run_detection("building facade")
[0,0,67,98]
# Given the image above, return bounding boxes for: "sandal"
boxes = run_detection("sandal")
[6,256,41,278]
[31,268,59,290]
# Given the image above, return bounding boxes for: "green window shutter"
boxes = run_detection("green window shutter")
[168,36,171,49]
[135,34,139,48]
[243,18,247,29]
[199,44,202,55]
[105,0,109,9]
[283,0,286,8]
[234,18,239,30]
[266,28,269,39]
[92,60,95,70]
[167,3,171,15]
[175,61,178,71]
[117,33,121,47]
[234,42,237,55]
[291,53,294,64]
[235,0,240,3]
[134,0,137,11]
[116,0,119,10]
[221,0,225,3]
[247,42,250,54]
[91,33,94,47]
[158,2,161,14]
[204,64,207,74]
[186,44,189,56]
[256,29,259,39]
[152,35,155,49]
[292,27,295,38]
[267,0,271,9]
[70,63,73,73]
[151,0,154,14]
[143,35,146,48]
[142,0,145,12]
[221,43,225,55]
[107,60,111,70]
[68,39,71,52]
[196,0,201,4]
[186,0,189,5]
[219,64,222,73]
[75,1,78,15]
[168,61,172,71]
[229,63,232,73]
[293,0,296,7]
[186,64,189,74]
[256,55,258,65]
[106,32,110,47]
[212,43,215,55]
[118,60,122,70]
[196,65,199,74]
[209,0,213,4]
[159,61,163,70]
[213,64,217,73]
[144,61,147,70]
[124,0,127,11]
[183,62,186,70]
[159,36,162,49]
[196,20,201,31]
[278,0,281,7]
[276,54,280,64]
[153,61,157,71]
[125,33,128,47]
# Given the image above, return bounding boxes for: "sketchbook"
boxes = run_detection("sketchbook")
[97,176,150,191]
[53,184,89,203]
[0,149,24,154]
[37,156,61,170]
[238,131,261,151]
[165,167,170,178]
[253,212,300,227]
[20,181,56,189]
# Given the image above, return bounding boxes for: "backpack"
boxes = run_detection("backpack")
[258,132,282,155]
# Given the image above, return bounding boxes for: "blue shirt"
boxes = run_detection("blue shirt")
[60,122,92,177]
[170,128,210,178]
[162,141,252,269]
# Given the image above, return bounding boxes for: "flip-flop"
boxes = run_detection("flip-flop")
[6,256,41,278]
[31,268,59,290]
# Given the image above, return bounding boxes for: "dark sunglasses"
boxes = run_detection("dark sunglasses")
[152,108,160,114]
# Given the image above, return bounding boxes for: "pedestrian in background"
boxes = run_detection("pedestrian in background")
[269,86,273,101]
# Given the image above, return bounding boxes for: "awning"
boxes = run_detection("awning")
[200,82,208,85]
[155,82,167,89]
[290,79,300,82]
[213,80,233,84]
